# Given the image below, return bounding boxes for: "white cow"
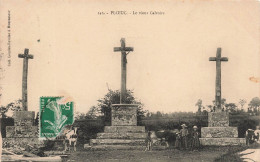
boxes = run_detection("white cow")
[246,128,260,145]
[64,127,78,151]
[254,129,260,143]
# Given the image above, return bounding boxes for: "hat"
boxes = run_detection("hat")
[181,124,187,127]
[193,126,198,129]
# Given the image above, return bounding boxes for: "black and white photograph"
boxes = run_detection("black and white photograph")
[0,0,260,161]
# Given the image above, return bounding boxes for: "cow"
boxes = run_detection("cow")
[246,129,257,145]
[56,126,78,152]
[64,127,78,152]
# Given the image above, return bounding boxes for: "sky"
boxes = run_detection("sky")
[0,0,260,114]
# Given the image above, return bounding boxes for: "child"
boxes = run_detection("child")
[145,131,152,151]
[191,126,200,151]
[174,132,182,150]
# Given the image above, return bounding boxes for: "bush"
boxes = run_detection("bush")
[72,119,104,144]
[72,113,260,145]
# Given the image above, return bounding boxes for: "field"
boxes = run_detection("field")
[66,146,248,162]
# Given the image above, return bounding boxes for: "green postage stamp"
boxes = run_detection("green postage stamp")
[39,96,74,138]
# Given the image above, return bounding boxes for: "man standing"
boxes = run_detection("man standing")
[180,124,188,150]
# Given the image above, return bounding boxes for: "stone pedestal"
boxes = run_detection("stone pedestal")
[111,104,137,126]
[89,104,147,150]
[3,111,42,147]
[200,112,246,146]
[208,112,229,127]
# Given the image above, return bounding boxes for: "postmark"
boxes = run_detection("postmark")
[39,96,74,139]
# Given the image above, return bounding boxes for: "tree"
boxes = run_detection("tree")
[155,111,163,118]
[0,99,22,118]
[225,103,237,113]
[238,99,247,111]
[145,111,151,118]
[75,111,86,120]
[248,97,260,115]
[85,106,101,119]
[195,99,204,113]
[97,89,144,125]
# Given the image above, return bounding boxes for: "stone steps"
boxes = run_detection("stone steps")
[84,144,168,150]
[104,126,145,133]
[88,104,147,150]
[85,144,146,150]
[199,138,246,146]
[97,132,147,139]
[201,127,238,138]
[90,139,146,146]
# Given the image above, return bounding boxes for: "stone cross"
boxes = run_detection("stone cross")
[114,38,134,103]
[209,48,228,111]
[18,48,34,111]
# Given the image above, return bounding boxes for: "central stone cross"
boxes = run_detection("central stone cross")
[114,38,134,104]
[18,48,34,111]
[209,48,228,111]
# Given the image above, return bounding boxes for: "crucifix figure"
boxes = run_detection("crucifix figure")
[18,48,34,111]
[114,38,134,104]
[209,48,228,112]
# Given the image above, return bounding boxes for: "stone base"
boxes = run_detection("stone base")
[85,144,146,150]
[89,104,147,150]
[13,111,35,126]
[6,126,38,138]
[201,127,238,138]
[111,104,138,126]
[104,126,145,133]
[208,112,229,127]
[97,132,147,139]
[90,126,146,147]
[200,112,245,146]
[2,137,43,148]
[90,139,146,146]
[199,138,246,146]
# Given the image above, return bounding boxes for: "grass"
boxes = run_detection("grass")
[65,145,249,162]
[215,143,260,162]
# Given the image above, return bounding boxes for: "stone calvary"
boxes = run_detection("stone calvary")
[199,48,246,146]
[3,49,40,146]
[89,38,147,149]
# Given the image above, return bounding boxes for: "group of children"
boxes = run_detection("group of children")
[145,124,200,151]
[175,124,200,151]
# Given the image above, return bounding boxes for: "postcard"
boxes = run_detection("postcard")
[0,0,259,161]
